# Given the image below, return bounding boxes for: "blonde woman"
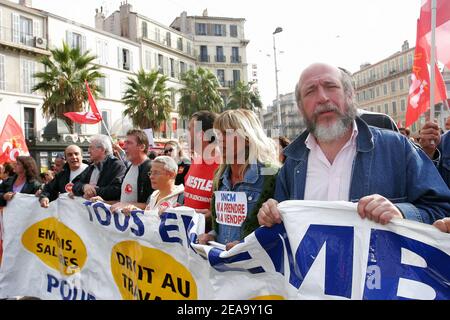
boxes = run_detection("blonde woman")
[198,109,280,250]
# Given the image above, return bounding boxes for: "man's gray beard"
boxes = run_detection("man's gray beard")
[304,103,357,143]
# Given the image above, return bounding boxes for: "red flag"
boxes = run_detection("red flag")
[0,115,30,164]
[64,81,102,124]
[405,19,448,128]
[418,0,450,69]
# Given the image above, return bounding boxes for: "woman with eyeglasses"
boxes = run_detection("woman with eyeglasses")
[121,156,184,216]
[163,140,191,186]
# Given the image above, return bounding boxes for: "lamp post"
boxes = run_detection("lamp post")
[273,27,283,136]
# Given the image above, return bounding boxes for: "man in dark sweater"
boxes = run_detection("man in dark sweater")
[39,145,88,207]
[92,129,153,211]
[72,135,126,201]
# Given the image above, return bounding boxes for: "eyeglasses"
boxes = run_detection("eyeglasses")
[147,171,164,177]
[163,148,174,154]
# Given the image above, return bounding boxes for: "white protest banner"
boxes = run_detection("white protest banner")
[143,128,155,147]
[0,196,449,300]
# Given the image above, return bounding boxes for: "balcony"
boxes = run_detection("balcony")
[230,55,242,63]
[215,55,226,63]
[0,26,49,55]
[198,55,210,63]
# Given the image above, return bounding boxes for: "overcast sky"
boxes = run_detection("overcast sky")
[30,0,422,106]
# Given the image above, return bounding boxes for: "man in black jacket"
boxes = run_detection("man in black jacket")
[93,129,153,211]
[72,135,126,201]
[39,145,88,207]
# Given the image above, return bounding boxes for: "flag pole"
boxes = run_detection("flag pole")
[430,0,437,122]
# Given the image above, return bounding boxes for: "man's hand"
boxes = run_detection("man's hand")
[110,202,127,213]
[89,196,104,203]
[257,199,281,227]
[225,241,240,251]
[433,218,450,233]
[40,197,50,208]
[419,121,441,159]
[198,233,215,245]
[35,189,42,197]
[83,184,97,199]
[3,192,15,201]
[357,194,403,225]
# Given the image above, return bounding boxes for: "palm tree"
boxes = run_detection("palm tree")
[178,67,223,118]
[33,42,103,132]
[226,81,263,111]
[122,69,172,132]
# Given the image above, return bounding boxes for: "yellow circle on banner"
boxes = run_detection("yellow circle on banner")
[251,295,285,300]
[111,241,198,300]
[21,217,87,275]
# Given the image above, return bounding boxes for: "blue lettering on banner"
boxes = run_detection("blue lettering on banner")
[256,224,354,298]
[82,201,145,236]
[46,274,96,300]
[363,230,450,300]
[208,248,265,274]
[221,193,236,202]
[159,213,182,245]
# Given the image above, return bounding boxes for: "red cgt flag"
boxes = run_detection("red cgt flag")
[405,17,448,128]
[64,81,102,124]
[418,0,450,69]
[0,115,30,164]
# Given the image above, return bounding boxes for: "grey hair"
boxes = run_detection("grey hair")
[152,156,178,174]
[295,67,356,110]
[90,134,112,155]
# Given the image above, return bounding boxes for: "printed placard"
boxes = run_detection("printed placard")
[214,191,248,227]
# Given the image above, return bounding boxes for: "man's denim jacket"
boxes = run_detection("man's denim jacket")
[274,117,450,224]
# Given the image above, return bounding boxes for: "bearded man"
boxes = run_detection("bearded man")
[258,63,450,227]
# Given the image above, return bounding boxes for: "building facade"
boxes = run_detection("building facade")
[170,9,249,105]
[262,92,305,140]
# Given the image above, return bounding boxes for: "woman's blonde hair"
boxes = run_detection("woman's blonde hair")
[213,109,279,188]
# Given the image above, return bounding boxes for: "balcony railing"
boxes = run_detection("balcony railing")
[198,55,210,63]
[230,55,241,63]
[215,55,226,63]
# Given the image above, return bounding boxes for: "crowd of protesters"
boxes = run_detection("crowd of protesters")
[1,62,450,254]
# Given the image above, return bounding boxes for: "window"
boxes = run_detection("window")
[170,58,175,78]
[200,46,208,62]
[177,38,183,51]
[384,103,389,114]
[392,101,397,115]
[20,59,35,94]
[96,39,109,65]
[231,47,240,63]
[399,78,404,90]
[66,31,85,52]
[383,84,387,95]
[408,54,413,69]
[217,69,225,86]
[377,105,381,113]
[97,77,108,97]
[19,16,33,46]
[376,86,380,97]
[101,111,110,135]
[142,21,148,38]
[180,61,186,75]
[230,25,238,37]
[155,28,160,42]
[0,55,4,91]
[145,50,152,70]
[119,48,132,71]
[391,80,396,92]
[195,23,207,35]
[24,108,35,140]
[214,24,226,36]
[383,64,388,77]
[166,32,171,47]
[401,99,406,112]
[158,54,164,73]
[233,70,240,84]
[399,57,404,71]
[186,41,192,55]
[216,46,225,62]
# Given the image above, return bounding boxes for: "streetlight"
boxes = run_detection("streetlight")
[273,27,283,136]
